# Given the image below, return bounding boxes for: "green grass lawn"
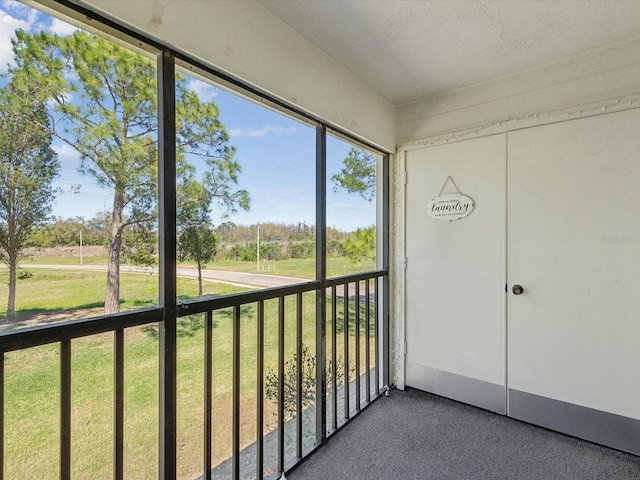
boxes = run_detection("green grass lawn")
[0,269,245,325]
[0,268,377,479]
[203,256,376,279]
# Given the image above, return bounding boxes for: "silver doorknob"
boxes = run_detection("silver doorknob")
[512,285,524,295]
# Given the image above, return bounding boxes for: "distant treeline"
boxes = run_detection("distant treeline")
[28,217,372,261]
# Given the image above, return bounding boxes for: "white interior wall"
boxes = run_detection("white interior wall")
[394,38,640,391]
[74,0,397,152]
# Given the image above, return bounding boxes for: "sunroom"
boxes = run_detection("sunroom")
[1,1,640,479]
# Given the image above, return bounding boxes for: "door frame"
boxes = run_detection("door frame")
[401,134,507,413]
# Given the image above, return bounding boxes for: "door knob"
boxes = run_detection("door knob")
[512,284,524,295]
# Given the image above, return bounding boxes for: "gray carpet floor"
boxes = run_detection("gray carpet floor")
[287,387,640,480]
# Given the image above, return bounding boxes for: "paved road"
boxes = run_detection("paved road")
[25,264,308,289]
[24,265,369,298]
[179,267,308,288]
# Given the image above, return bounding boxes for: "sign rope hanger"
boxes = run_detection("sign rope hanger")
[438,175,462,196]
[427,176,475,222]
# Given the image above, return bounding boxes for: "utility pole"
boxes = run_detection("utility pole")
[79,230,83,265]
[256,223,260,271]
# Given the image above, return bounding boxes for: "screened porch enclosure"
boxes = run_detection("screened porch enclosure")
[0,1,390,479]
[3,0,640,478]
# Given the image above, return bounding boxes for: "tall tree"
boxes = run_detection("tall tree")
[178,226,218,297]
[9,30,248,313]
[331,147,376,201]
[0,85,59,322]
[177,174,218,297]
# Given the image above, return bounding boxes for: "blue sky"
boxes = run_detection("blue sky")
[0,0,376,232]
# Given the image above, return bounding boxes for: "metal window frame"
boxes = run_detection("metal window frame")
[3,2,393,479]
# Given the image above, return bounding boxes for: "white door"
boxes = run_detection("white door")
[405,134,507,413]
[507,110,640,454]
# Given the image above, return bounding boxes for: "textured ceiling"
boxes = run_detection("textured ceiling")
[258,0,640,106]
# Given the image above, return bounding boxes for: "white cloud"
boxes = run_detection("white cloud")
[53,143,81,168]
[229,125,297,139]
[46,89,74,111]
[46,17,78,36]
[0,6,33,71]
[0,2,77,72]
[0,10,30,30]
[185,78,219,102]
[1,1,38,26]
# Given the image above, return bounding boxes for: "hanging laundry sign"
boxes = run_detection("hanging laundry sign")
[427,193,475,221]
[427,176,475,222]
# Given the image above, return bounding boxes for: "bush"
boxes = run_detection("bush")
[288,242,315,259]
[265,346,350,420]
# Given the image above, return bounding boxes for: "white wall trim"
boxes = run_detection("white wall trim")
[399,93,640,151]
[398,32,640,148]
[392,149,406,390]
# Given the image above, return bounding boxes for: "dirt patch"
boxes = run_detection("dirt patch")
[0,307,106,331]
